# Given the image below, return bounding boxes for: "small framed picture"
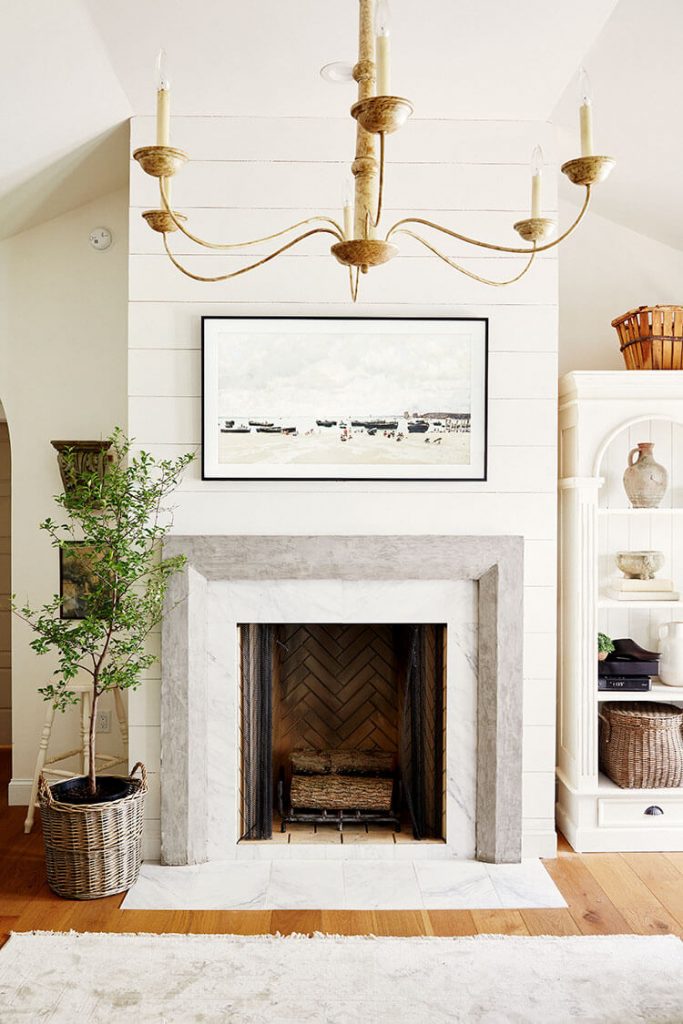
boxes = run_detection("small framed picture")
[202,316,488,481]
[60,544,109,620]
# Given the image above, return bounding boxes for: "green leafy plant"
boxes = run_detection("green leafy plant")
[14,429,194,797]
[598,632,615,655]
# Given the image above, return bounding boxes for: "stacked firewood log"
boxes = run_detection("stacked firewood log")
[289,749,395,812]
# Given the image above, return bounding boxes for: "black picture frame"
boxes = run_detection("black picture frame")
[59,543,110,621]
[201,315,488,482]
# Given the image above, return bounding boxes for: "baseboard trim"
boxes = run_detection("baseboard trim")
[8,778,32,806]
[521,828,557,859]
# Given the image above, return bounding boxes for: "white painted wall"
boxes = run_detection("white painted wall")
[0,189,129,795]
[559,200,683,375]
[0,422,10,745]
[128,114,560,859]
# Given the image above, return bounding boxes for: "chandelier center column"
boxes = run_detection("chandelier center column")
[352,0,378,245]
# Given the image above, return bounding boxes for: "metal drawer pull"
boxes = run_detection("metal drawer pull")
[644,805,664,816]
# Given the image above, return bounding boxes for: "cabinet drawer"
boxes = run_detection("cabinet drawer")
[598,795,683,828]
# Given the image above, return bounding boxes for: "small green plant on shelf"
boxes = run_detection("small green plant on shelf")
[598,632,615,662]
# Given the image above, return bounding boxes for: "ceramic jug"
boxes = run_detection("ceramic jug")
[658,621,683,686]
[623,442,668,508]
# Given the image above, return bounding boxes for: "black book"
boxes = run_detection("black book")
[599,659,659,677]
[598,676,652,692]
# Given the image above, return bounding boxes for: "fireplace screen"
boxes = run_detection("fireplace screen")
[239,623,445,841]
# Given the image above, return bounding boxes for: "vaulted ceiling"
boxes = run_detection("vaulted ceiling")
[552,0,683,250]
[83,0,617,120]
[1,0,679,250]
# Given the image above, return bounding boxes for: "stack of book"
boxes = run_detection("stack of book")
[598,658,659,692]
[608,577,679,602]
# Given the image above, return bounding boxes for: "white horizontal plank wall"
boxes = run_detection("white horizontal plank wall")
[128,115,559,861]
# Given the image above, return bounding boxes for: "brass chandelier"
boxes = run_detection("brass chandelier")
[133,0,615,302]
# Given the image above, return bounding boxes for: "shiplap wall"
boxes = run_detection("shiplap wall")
[128,114,559,859]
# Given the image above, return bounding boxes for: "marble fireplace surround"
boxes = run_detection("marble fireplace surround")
[160,535,524,866]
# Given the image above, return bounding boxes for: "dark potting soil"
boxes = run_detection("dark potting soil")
[50,776,133,805]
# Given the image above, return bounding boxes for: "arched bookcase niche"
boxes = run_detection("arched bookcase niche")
[594,414,683,669]
[594,414,683,507]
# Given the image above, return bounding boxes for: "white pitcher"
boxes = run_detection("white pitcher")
[658,621,683,686]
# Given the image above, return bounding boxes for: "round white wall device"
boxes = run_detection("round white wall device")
[89,227,112,251]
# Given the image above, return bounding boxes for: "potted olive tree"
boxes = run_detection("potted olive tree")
[15,430,193,899]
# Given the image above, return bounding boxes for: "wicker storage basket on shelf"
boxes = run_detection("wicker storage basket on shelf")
[611,305,683,369]
[599,703,683,789]
[38,762,147,899]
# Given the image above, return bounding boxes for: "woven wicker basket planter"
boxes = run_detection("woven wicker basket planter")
[599,703,683,789]
[38,762,147,900]
[611,305,683,370]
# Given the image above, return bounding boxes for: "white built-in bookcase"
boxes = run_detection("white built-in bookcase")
[558,371,683,852]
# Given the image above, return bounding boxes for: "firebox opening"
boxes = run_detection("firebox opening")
[239,623,446,844]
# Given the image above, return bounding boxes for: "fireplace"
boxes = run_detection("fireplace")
[159,535,524,865]
[239,623,446,842]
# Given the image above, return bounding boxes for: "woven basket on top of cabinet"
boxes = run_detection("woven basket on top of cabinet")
[598,703,683,789]
[38,762,147,900]
[611,305,683,369]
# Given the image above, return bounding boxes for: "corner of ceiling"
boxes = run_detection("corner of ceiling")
[0,122,131,243]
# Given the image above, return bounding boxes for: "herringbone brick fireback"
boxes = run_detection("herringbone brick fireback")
[273,624,400,772]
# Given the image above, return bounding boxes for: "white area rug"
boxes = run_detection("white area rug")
[122,857,566,910]
[1,931,681,1023]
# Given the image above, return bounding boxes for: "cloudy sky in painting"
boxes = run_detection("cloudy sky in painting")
[217,331,472,418]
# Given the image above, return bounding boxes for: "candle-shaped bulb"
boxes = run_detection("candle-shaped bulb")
[376,0,391,36]
[342,175,354,239]
[375,0,391,95]
[156,49,171,147]
[579,66,592,107]
[530,145,543,218]
[156,49,170,92]
[578,66,593,156]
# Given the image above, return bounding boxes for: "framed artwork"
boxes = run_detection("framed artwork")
[202,317,488,481]
[60,544,109,620]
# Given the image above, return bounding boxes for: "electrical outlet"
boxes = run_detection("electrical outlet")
[96,709,111,733]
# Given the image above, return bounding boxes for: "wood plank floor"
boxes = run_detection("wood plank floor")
[1,749,681,946]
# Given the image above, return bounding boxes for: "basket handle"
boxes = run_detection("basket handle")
[130,761,148,791]
[627,446,641,468]
[38,773,54,806]
[598,712,612,743]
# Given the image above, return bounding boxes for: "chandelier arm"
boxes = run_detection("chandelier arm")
[348,266,361,302]
[158,178,344,250]
[385,186,591,254]
[393,229,537,287]
[368,131,386,232]
[161,227,342,283]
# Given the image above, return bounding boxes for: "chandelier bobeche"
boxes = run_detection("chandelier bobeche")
[133,0,615,302]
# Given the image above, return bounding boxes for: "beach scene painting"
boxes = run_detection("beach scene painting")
[202,318,487,480]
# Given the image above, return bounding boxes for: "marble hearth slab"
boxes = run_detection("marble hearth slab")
[122,859,566,911]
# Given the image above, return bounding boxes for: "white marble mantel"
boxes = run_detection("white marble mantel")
[160,535,524,866]
[209,580,476,862]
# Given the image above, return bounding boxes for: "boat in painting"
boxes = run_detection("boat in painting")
[350,419,399,430]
